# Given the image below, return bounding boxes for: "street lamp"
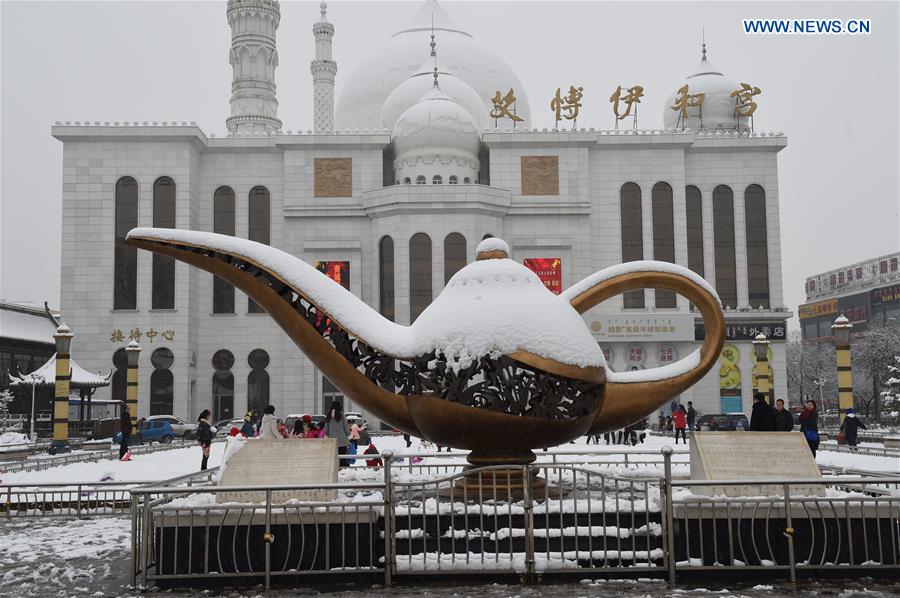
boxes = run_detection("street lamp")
[28,372,46,441]
[752,333,771,403]
[832,314,853,425]
[49,324,74,454]
[125,340,141,438]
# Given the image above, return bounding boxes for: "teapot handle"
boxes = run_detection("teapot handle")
[563,263,726,434]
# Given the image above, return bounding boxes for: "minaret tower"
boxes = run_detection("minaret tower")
[226,0,282,135]
[310,2,337,133]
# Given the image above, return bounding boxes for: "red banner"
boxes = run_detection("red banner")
[524,258,562,295]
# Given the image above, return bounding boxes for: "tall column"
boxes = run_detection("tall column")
[226,0,282,135]
[832,315,854,425]
[126,340,142,434]
[311,2,337,133]
[752,333,771,403]
[49,324,74,455]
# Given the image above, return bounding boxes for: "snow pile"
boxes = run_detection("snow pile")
[476,237,510,254]
[213,435,247,483]
[0,432,33,447]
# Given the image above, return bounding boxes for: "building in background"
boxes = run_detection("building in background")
[52,0,790,427]
[0,301,60,415]
[799,252,900,340]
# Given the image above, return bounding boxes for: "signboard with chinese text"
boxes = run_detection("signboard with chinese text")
[626,345,645,366]
[110,328,175,343]
[798,299,838,320]
[524,258,562,295]
[589,314,694,341]
[871,284,900,307]
[657,345,678,365]
[837,292,869,324]
[314,261,350,332]
[696,321,787,342]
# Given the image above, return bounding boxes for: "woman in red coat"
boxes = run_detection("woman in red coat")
[672,405,688,444]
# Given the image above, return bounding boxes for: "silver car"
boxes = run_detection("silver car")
[145,415,199,439]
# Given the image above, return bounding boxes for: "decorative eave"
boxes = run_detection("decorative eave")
[9,353,111,389]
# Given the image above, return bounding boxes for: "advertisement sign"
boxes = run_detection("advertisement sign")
[696,321,787,342]
[599,345,614,369]
[588,314,695,341]
[657,345,678,365]
[837,292,869,324]
[524,258,562,295]
[719,344,742,413]
[626,345,645,366]
[798,299,838,320]
[871,284,900,307]
[314,261,349,331]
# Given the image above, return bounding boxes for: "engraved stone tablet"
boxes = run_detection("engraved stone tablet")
[216,438,338,503]
[689,432,824,497]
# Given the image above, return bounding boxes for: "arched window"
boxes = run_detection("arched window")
[685,185,704,277]
[409,233,432,322]
[213,186,236,314]
[212,349,235,421]
[111,348,127,402]
[151,177,176,309]
[433,175,442,185]
[713,185,738,308]
[149,347,174,415]
[247,349,269,414]
[652,182,676,308]
[449,175,458,185]
[620,182,644,308]
[379,236,395,321]
[463,177,471,184]
[416,175,426,185]
[403,177,411,185]
[444,233,467,283]
[247,186,270,313]
[745,184,770,308]
[114,177,138,310]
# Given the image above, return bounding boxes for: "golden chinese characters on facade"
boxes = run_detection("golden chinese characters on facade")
[609,85,644,120]
[731,82,762,117]
[551,85,584,124]
[490,89,524,123]
[671,84,705,119]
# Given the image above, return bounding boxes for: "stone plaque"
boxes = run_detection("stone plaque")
[216,438,338,503]
[314,158,352,197]
[689,432,824,497]
[521,156,559,196]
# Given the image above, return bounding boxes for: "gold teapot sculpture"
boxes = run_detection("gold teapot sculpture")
[128,230,724,490]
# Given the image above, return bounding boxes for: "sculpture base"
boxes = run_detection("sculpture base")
[453,449,546,499]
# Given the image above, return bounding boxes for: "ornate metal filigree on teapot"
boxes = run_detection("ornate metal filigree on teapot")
[128,230,725,489]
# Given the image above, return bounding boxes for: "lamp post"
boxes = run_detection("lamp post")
[49,324,74,454]
[28,372,46,441]
[125,339,141,438]
[832,314,853,426]
[752,333,771,403]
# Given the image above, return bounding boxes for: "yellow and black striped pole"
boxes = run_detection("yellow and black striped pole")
[752,333,770,400]
[49,324,74,454]
[125,340,141,435]
[832,315,854,426]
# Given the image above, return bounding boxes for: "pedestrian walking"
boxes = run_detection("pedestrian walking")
[119,404,132,460]
[773,399,794,431]
[258,405,281,439]
[672,405,688,444]
[197,409,214,470]
[798,399,820,456]
[324,401,351,466]
[839,408,867,450]
[403,432,412,448]
[686,401,697,432]
[750,392,775,431]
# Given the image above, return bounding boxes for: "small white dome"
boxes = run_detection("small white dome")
[381,58,488,132]
[392,82,480,184]
[663,53,749,131]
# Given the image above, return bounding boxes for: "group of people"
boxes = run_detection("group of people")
[666,401,697,444]
[750,394,867,456]
[586,419,648,446]
[195,401,381,470]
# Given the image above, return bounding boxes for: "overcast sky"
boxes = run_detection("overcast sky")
[1,0,898,329]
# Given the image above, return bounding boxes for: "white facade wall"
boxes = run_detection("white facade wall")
[54,125,789,428]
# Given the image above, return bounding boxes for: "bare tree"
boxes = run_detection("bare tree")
[785,332,836,409]
[852,319,900,422]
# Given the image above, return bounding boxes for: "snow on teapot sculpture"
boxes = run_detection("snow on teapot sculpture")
[127,230,725,453]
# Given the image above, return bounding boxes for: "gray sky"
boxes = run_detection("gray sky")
[2,1,898,329]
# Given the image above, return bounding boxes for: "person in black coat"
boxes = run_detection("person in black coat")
[798,399,820,456]
[773,399,794,432]
[839,408,867,450]
[119,405,132,460]
[749,393,775,431]
[197,409,214,470]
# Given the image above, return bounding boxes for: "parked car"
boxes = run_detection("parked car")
[137,419,176,443]
[215,418,246,437]
[146,415,198,439]
[697,413,750,431]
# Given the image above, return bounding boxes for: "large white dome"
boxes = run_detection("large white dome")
[392,82,480,184]
[380,57,489,132]
[663,53,749,131]
[335,0,531,131]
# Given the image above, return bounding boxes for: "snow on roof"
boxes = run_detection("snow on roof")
[9,353,111,388]
[0,301,59,345]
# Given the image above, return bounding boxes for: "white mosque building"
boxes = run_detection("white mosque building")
[52,0,790,426]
